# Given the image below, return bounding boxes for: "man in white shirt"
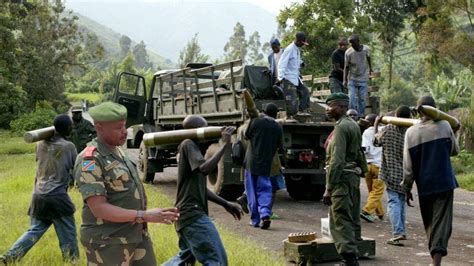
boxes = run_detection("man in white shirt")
[360,114,384,223]
[277,32,310,115]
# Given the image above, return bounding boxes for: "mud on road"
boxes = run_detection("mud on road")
[128,149,474,265]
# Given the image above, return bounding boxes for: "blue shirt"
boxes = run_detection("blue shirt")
[277,42,302,86]
[402,120,459,196]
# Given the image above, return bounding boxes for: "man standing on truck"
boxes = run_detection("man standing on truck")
[329,37,349,93]
[244,103,283,229]
[343,34,373,118]
[277,32,311,115]
[73,102,180,265]
[1,115,79,264]
[323,92,367,266]
[164,115,243,266]
[268,38,283,84]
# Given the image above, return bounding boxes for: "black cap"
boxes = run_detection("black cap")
[295,32,309,46]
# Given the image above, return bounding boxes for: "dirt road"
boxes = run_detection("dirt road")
[127,149,474,265]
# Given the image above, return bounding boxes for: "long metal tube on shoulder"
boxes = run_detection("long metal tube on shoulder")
[143,126,223,147]
[24,126,55,143]
[418,105,460,129]
[381,116,420,127]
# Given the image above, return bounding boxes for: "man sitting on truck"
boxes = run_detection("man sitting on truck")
[163,115,243,266]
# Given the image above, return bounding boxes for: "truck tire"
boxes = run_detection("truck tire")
[204,143,224,194]
[138,141,155,183]
[285,174,325,201]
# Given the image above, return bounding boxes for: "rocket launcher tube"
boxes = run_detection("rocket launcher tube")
[143,126,223,147]
[381,117,420,127]
[24,126,55,143]
[417,105,460,129]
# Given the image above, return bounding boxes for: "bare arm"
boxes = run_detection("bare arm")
[199,127,235,174]
[207,189,242,220]
[86,196,179,224]
[367,55,373,74]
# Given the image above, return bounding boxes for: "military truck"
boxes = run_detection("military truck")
[113,59,336,201]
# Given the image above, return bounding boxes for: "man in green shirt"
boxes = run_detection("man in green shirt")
[70,106,96,153]
[323,93,367,266]
[74,102,179,265]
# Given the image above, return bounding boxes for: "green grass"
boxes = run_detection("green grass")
[452,150,474,191]
[0,132,284,265]
[457,173,474,191]
[64,92,102,104]
[0,130,35,155]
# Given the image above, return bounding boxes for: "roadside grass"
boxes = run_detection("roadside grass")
[452,150,474,191]
[0,130,35,155]
[65,92,102,105]
[0,133,284,265]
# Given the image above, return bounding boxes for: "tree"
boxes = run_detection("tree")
[411,0,474,72]
[178,33,210,68]
[277,0,370,76]
[12,1,100,110]
[247,31,264,65]
[133,41,153,69]
[0,2,26,128]
[119,35,132,58]
[363,0,417,89]
[223,22,248,63]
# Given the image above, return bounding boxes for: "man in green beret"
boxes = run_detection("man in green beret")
[70,105,96,154]
[73,102,180,265]
[323,93,367,266]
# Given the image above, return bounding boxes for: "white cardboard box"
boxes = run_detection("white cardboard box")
[321,217,333,240]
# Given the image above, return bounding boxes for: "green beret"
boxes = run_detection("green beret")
[326,92,349,104]
[89,102,127,122]
[71,106,83,112]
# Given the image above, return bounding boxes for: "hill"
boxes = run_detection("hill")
[73,12,175,68]
[65,1,278,61]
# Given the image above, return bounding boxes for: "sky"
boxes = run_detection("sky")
[65,0,302,14]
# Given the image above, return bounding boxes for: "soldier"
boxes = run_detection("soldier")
[323,92,367,266]
[0,115,79,264]
[163,115,242,265]
[70,105,96,153]
[73,102,179,266]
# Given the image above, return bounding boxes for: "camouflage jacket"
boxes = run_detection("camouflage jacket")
[70,118,96,153]
[74,138,148,245]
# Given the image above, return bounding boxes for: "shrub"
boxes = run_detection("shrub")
[10,103,57,135]
[380,78,417,112]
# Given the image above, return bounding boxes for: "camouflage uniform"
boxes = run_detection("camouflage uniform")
[74,138,156,266]
[325,115,367,256]
[70,118,96,153]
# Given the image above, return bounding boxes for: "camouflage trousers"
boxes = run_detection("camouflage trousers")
[82,236,156,266]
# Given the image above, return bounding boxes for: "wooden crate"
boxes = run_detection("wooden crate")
[284,237,376,264]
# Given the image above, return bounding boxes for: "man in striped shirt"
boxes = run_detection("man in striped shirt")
[402,95,459,266]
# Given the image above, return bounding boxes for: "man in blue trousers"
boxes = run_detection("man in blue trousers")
[244,103,283,229]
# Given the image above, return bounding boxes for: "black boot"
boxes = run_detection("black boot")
[341,253,359,266]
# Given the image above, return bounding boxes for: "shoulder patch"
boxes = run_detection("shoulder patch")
[82,160,96,172]
[84,146,97,158]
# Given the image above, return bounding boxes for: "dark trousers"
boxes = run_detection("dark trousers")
[282,79,310,114]
[419,190,454,257]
